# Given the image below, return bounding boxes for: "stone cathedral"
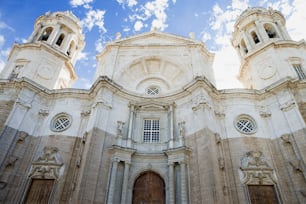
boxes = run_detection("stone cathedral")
[0,6,306,204]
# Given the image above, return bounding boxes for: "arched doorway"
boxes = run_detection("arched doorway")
[132,171,165,204]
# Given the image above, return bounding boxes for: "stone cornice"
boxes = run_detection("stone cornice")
[239,40,306,78]
[0,75,305,105]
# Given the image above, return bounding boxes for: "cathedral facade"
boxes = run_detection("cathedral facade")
[0,7,306,204]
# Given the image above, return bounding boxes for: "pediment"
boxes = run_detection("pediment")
[113,31,198,46]
[132,101,171,111]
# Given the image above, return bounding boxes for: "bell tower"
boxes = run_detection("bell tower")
[0,11,85,89]
[231,7,306,89]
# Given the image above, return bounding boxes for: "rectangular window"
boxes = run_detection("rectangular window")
[143,119,160,143]
[293,64,306,80]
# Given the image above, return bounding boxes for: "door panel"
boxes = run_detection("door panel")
[25,179,55,204]
[133,172,165,204]
[248,185,278,204]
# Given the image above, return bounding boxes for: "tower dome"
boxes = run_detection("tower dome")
[231,7,306,89]
[0,11,85,89]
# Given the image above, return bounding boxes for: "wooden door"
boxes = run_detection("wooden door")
[248,185,279,204]
[132,172,165,204]
[25,179,55,204]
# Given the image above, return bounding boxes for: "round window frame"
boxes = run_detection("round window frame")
[234,114,257,135]
[51,113,72,132]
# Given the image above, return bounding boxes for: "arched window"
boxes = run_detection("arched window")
[251,31,260,44]
[55,34,65,46]
[264,23,278,38]
[67,41,75,56]
[240,39,248,54]
[39,27,53,41]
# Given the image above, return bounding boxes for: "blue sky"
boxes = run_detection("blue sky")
[0,0,305,89]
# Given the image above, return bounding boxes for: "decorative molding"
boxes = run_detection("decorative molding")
[240,151,277,185]
[92,99,112,110]
[16,98,31,109]
[81,109,91,117]
[280,99,296,112]
[29,146,63,179]
[39,109,49,117]
[192,95,212,111]
[214,110,225,118]
[5,155,18,167]
[258,106,271,118]
[280,134,291,144]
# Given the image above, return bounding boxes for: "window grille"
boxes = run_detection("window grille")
[235,115,257,134]
[51,113,71,132]
[143,119,160,143]
[293,64,306,80]
[146,87,160,96]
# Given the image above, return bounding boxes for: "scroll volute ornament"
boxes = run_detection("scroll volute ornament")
[240,151,277,185]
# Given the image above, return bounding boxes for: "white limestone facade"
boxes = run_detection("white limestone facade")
[0,7,306,204]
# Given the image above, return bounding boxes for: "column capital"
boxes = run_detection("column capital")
[112,158,120,163]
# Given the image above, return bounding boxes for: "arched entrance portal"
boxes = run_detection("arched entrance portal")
[132,171,165,204]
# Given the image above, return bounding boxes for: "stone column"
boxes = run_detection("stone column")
[107,159,119,204]
[168,163,175,204]
[169,105,174,148]
[127,105,135,147]
[255,21,269,42]
[242,31,252,52]
[180,162,188,203]
[121,162,130,204]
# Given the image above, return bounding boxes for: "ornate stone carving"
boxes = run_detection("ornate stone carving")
[29,146,63,179]
[240,151,277,185]
[218,157,225,170]
[215,133,221,144]
[192,94,211,111]
[39,109,49,117]
[258,105,271,118]
[81,109,91,117]
[178,121,186,138]
[17,131,28,143]
[280,134,291,144]
[117,121,125,136]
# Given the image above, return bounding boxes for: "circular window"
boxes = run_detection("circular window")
[146,86,160,96]
[235,115,257,134]
[51,113,72,132]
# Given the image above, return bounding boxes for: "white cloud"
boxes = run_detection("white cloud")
[208,0,249,89]
[125,0,174,31]
[76,51,89,61]
[284,0,306,41]
[81,9,107,33]
[134,21,143,31]
[117,0,138,8]
[95,38,104,53]
[143,0,169,31]
[0,35,9,73]
[70,0,93,7]
[201,32,211,42]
